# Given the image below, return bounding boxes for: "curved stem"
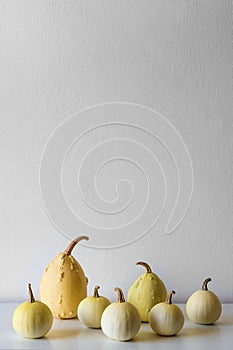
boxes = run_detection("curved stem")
[64,236,89,255]
[114,287,125,303]
[93,286,100,298]
[202,278,212,291]
[28,283,35,303]
[166,290,175,304]
[136,261,152,273]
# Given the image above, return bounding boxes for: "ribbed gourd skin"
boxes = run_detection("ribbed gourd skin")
[186,290,222,325]
[149,302,184,336]
[101,301,141,341]
[12,301,53,338]
[78,294,111,328]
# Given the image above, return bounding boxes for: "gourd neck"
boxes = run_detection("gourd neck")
[202,278,212,291]
[166,290,175,304]
[64,235,89,255]
[28,283,35,303]
[93,286,100,298]
[115,287,125,303]
[136,261,152,273]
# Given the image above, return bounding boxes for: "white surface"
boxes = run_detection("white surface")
[0,0,233,302]
[0,304,232,350]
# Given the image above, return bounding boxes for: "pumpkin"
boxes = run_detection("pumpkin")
[186,277,222,325]
[78,285,111,328]
[101,287,141,341]
[39,235,89,319]
[12,283,53,338]
[127,261,167,322]
[149,290,184,336]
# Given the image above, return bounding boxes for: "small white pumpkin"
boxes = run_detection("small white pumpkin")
[12,283,53,338]
[101,287,141,341]
[186,277,222,325]
[78,285,111,328]
[149,290,184,336]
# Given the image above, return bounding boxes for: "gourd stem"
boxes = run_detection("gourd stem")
[166,290,175,304]
[136,261,152,273]
[93,286,100,298]
[28,283,35,303]
[202,278,212,291]
[115,287,125,303]
[64,236,89,255]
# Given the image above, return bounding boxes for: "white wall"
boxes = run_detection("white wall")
[0,0,232,303]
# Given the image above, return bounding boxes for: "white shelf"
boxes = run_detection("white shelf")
[0,303,232,349]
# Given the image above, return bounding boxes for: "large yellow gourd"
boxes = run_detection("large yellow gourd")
[39,235,89,319]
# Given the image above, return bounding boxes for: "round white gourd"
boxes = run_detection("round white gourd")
[101,287,141,341]
[186,278,222,325]
[149,290,184,336]
[78,285,110,328]
[12,283,53,338]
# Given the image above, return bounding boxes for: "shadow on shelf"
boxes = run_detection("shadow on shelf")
[181,324,221,337]
[47,328,79,339]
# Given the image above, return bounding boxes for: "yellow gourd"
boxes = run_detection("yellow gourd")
[149,290,184,336]
[40,235,89,319]
[127,261,167,322]
[12,283,53,338]
[186,277,222,325]
[78,285,111,328]
[101,287,141,341]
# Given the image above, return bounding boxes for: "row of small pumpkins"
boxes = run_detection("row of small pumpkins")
[12,236,222,341]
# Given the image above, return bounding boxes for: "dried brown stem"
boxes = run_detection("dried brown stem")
[93,286,100,298]
[166,290,176,304]
[28,283,35,303]
[202,278,212,291]
[114,287,125,303]
[64,236,89,255]
[136,261,152,273]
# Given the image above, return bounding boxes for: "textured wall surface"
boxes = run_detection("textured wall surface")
[0,0,232,302]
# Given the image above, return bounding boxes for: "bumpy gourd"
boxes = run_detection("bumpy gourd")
[186,278,222,325]
[12,283,53,338]
[40,235,89,319]
[127,261,167,322]
[78,285,111,328]
[149,290,184,336]
[101,287,141,341]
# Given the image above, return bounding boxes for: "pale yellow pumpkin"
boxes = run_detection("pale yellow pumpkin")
[149,290,184,336]
[12,283,53,338]
[186,278,222,325]
[127,261,167,322]
[101,287,141,341]
[78,285,111,328]
[39,235,89,319]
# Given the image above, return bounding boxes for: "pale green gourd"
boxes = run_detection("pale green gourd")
[78,285,111,328]
[101,287,141,341]
[149,290,184,336]
[12,283,53,339]
[186,278,222,325]
[127,261,167,322]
